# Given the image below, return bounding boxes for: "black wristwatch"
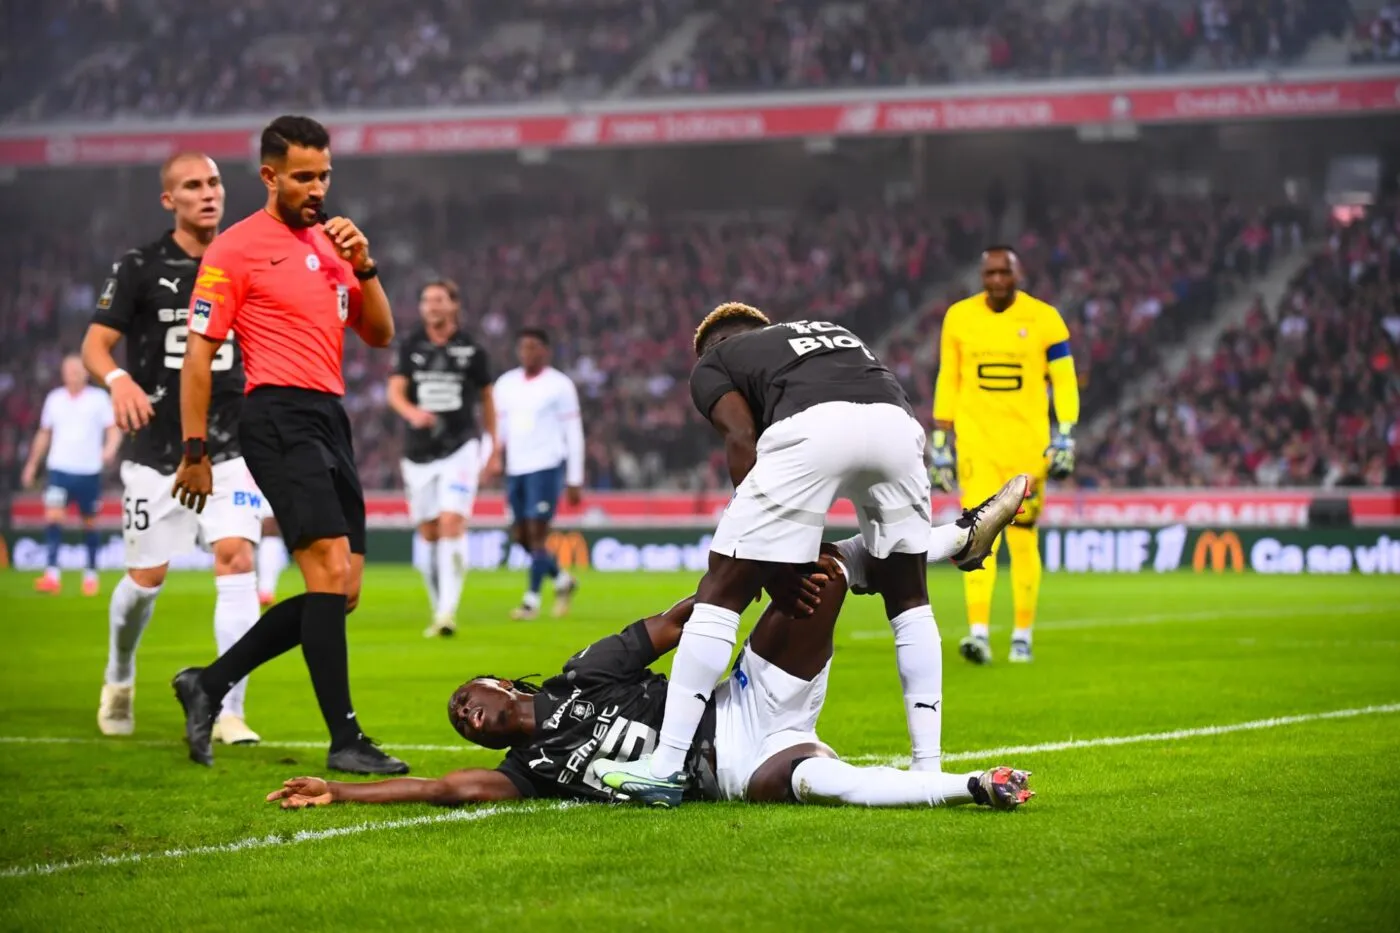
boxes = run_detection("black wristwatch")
[183,438,207,462]
[353,262,379,281]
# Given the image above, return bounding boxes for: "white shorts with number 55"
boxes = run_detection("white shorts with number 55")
[120,458,265,569]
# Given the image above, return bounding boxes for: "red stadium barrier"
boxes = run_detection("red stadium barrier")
[9,488,1398,529]
[1,73,1396,167]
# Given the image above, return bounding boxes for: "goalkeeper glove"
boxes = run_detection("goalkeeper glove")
[1045,423,1076,480]
[928,429,957,492]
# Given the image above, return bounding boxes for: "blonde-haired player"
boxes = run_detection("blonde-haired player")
[931,246,1080,664]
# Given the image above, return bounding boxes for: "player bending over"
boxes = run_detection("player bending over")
[594,303,963,807]
[268,522,1032,811]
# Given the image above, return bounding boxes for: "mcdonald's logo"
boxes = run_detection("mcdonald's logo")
[1192,531,1245,572]
[546,530,590,570]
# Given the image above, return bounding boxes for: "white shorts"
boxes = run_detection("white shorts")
[120,458,265,570]
[710,401,932,563]
[400,439,482,525]
[713,644,830,802]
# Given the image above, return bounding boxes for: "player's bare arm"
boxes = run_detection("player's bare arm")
[81,323,155,432]
[707,391,759,486]
[386,374,437,430]
[19,427,51,489]
[478,384,501,481]
[101,422,122,469]
[266,769,522,809]
[173,331,220,513]
[324,216,394,349]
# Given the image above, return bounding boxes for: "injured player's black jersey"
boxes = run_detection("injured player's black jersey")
[91,231,245,473]
[496,621,717,803]
[394,325,493,463]
[689,320,913,435]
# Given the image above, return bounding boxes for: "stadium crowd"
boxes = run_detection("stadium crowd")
[4,0,1361,121]
[1082,203,1400,489]
[10,189,1395,494]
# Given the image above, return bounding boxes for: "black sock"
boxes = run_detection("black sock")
[299,591,361,748]
[199,594,306,702]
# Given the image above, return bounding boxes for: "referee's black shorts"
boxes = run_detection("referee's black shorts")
[240,386,366,554]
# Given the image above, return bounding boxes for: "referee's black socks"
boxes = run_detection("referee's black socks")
[300,591,363,749]
[199,594,306,702]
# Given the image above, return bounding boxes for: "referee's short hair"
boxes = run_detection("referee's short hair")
[260,115,331,161]
[517,326,550,346]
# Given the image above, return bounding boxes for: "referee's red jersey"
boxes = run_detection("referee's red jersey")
[188,209,363,395]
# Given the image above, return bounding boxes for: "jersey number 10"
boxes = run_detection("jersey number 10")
[165,325,234,372]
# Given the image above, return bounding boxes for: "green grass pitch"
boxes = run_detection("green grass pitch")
[0,566,1397,931]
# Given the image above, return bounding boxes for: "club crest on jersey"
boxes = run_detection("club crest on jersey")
[97,278,117,310]
[306,254,321,271]
[336,284,349,322]
[190,298,213,334]
[568,700,595,722]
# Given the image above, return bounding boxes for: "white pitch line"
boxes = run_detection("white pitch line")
[844,602,1389,639]
[0,802,570,880]
[1,703,1395,880]
[847,702,1400,767]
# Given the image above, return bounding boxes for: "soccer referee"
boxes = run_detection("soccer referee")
[170,115,407,775]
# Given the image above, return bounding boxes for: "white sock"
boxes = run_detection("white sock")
[928,521,969,562]
[970,623,990,640]
[890,605,942,771]
[105,575,161,685]
[1012,629,1032,646]
[413,536,439,613]
[256,537,287,596]
[651,603,741,777]
[436,535,466,621]
[521,590,541,610]
[554,568,574,588]
[833,521,968,592]
[214,572,259,718]
[792,757,977,807]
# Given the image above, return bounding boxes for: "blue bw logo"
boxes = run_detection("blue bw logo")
[232,491,263,509]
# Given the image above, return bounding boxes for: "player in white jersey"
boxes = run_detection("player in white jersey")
[485,327,584,620]
[78,152,263,744]
[21,355,121,596]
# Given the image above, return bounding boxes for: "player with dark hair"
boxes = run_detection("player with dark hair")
[592,302,1000,807]
[485,327,584,621]
[932,245,1080,664]
[78,151,265,743]
[388,279,496,637]
[265,525,1033,811]
[170,114,407,775]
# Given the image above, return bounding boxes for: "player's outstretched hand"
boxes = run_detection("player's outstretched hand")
[267,777,333,809]
[928,429,957,493]
[173,456,213,513]
[764,565,827,617]
[322,217,372,272]
[109,374,155,432]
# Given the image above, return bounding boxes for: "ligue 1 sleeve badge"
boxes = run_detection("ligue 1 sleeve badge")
[336,284,349,322]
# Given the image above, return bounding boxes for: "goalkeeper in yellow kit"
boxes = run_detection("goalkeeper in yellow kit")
[930,246,1080,664]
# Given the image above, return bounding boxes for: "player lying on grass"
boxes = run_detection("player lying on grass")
[267,481,1033,811]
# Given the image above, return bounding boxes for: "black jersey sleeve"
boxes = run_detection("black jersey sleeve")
[496,753,552,798]
[393,339,415,377]
[90,251,143,333]
[469,344,494,389]
[560,621,660,688]
[689,350,737,421]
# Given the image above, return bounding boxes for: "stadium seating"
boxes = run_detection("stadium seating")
[3,0,1360,121]
[1082,203,1400,489]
